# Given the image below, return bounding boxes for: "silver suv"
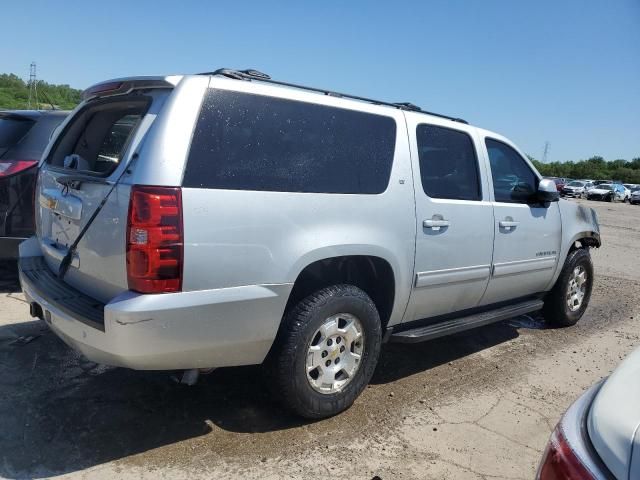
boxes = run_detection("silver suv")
[19,69,601,418]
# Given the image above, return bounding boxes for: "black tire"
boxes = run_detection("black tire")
[267,284,382,419]
[543,249,594,327]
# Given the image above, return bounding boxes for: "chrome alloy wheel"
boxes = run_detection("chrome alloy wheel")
[566,265,587,312]
[306,313,365,394]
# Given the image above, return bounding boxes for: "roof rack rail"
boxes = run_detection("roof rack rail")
[199,68,468,124]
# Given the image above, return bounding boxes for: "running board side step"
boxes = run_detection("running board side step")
[390,299,544,343]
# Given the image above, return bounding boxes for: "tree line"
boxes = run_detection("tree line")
[529,156,640,184]
[0,73,82,110]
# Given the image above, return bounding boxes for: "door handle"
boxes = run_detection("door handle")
[499,219,519,230]
[423,218,450,229]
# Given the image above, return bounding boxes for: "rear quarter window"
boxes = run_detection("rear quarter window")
[183,89,397,194]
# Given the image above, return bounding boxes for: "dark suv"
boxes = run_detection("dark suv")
[0,110,68,258]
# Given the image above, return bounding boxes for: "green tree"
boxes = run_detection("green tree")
[531,154,640,183]
[0,73,82,110]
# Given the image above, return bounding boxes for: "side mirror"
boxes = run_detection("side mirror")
[537,178,560,202]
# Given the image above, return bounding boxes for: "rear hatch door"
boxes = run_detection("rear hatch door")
[35,80,176,303]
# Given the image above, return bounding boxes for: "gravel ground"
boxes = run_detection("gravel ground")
[1,199,639,480]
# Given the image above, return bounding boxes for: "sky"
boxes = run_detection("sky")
[2,0,639,162]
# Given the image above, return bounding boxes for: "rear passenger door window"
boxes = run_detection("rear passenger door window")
[184,89,397,194]
[485,138,538,203]
[416,124,481,201]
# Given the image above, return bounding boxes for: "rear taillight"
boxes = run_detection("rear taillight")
[0,160,38,178]
[126,186,183,294]
[537,426,595,479]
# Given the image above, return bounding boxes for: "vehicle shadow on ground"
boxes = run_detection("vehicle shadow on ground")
[372,313,546,384]
[0,314,544,478]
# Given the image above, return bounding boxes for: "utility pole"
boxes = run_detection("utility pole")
[27,62,38,110]
[542,141,550,163]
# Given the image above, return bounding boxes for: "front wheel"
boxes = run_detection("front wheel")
[267,284,382,419]
[543,249,594,327]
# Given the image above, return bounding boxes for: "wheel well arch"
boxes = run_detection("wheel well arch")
[569,233,601,253]
[284,255,396,330]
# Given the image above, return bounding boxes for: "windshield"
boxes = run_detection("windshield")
[567,181,584,186]
[598,185,614,191]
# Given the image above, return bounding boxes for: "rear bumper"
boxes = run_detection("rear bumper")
[19,245,292,370]
[0,236,26,259]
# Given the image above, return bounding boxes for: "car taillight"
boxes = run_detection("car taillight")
[126,186,183,294]
[537,426,595,479]
[0,160,38,177]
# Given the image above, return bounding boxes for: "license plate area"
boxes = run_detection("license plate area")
[50,213,80,248]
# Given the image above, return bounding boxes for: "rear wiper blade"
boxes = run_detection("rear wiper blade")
[57,154,138,280]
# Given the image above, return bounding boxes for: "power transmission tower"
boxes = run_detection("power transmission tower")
[27,62,38,110]
[542,141,550,163]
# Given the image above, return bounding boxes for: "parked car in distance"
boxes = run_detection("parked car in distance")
[0,110,69,259]
[592,180,612,187]
[587,184,626,202]
[18,69,601,418]
[546,177,568,192]
[562,180,593,199]
[536,346,640,479]
[630,187,640,205]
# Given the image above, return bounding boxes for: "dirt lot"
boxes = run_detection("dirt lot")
[1,199,639,480]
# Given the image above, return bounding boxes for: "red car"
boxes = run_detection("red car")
[545,177,570,192]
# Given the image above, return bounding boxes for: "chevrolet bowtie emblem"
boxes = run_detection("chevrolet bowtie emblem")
[40,196,58,210]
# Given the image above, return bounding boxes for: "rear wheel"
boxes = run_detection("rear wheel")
[543,249,593,327]
[267,284,382,419]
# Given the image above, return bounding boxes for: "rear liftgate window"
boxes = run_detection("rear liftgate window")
[46,97,147,176]
[0,116,35,155]
[183,90,397,194]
